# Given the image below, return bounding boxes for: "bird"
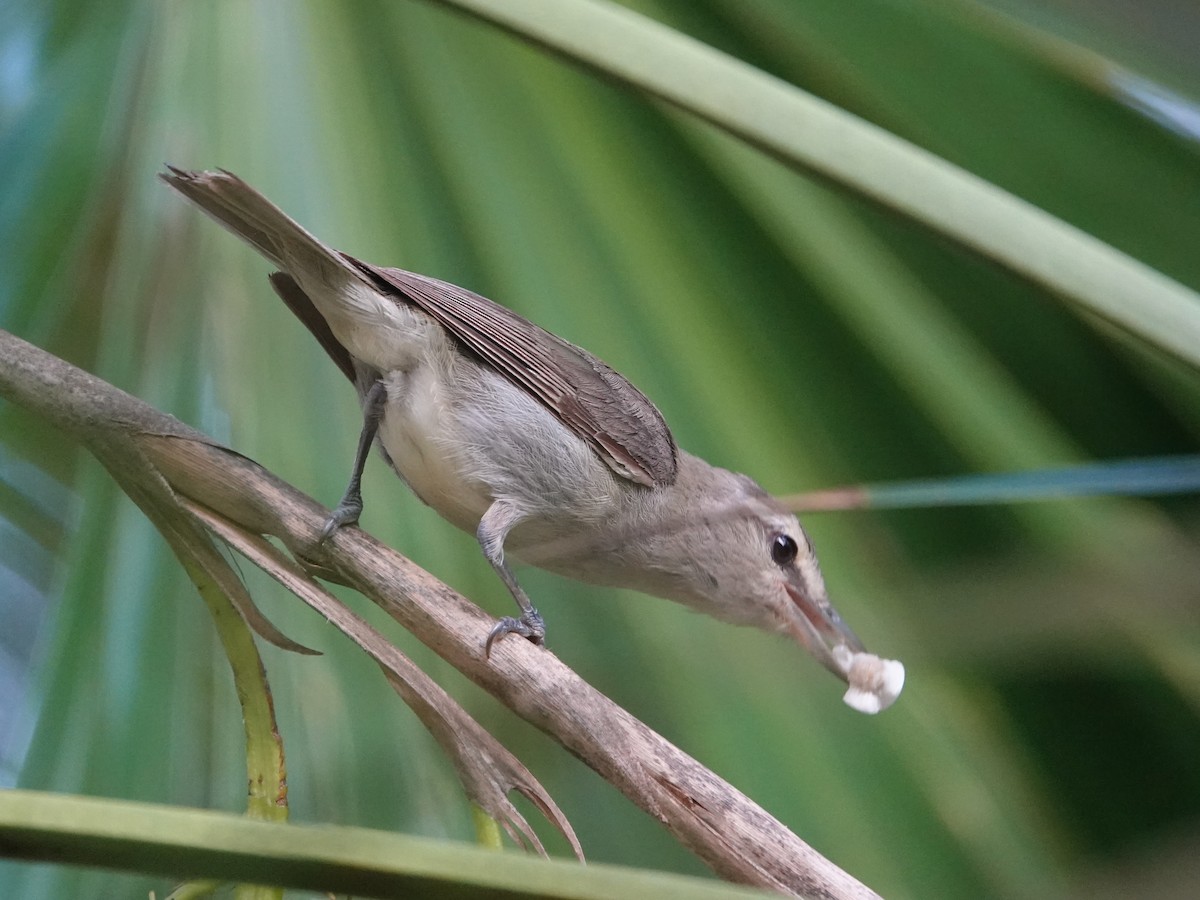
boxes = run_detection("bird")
[161,166,904,713]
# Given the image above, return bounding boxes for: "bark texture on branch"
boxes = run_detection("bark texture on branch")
[0,328,880,900]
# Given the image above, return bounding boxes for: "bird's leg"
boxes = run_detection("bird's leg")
[321,379,387,541]
[478,500,545,655]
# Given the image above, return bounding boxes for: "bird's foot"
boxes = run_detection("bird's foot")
[319,497,362,543]
[485,608,546,657]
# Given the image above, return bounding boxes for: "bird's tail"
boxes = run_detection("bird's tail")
[159,166,353,286]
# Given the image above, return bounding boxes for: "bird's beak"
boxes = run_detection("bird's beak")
[782,578,859,681]
[783,574,905,713]
[783,576,864,680]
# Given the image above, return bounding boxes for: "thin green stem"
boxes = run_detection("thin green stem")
[179,560,287,900]
[471,803,505,852]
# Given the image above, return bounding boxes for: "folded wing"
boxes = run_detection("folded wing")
[347,258,678,489]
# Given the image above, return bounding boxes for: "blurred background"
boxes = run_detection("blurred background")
[1,1,1199,897]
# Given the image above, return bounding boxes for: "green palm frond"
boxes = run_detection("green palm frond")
[1,1,1198,897]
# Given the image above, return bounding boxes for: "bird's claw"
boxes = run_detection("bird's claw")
[485,609,546,657]
[319,499,362,543]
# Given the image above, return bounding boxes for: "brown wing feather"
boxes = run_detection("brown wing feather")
[345,256,679,488]
[161,167,677,487]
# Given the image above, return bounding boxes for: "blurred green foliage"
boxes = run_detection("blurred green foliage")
[0,1,1198,897]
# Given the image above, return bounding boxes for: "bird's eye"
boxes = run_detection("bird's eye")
[770,533,798,566]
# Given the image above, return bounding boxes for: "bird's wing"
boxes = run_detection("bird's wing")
[346,257,678,488]
[160,167,677,488]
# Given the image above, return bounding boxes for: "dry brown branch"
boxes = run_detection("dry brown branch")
[0,327,881,900]
[186,499,584,861]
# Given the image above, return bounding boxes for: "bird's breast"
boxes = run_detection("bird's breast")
[372,349,633,544]
[375,362,493,532]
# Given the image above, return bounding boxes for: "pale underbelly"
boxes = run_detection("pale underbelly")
[375,391,492,534]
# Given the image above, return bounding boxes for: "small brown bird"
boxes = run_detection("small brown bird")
[162,167,903,713]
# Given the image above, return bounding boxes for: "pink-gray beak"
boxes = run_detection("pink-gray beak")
[783,577,865,681]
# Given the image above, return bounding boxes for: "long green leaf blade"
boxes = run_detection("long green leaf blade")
[785,455,1200,511]
[428,0,1200,367]
[0,790,768,900]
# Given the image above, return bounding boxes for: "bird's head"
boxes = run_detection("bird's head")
[644,459,905,713]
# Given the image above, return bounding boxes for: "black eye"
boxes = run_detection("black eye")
[770,534,798,566]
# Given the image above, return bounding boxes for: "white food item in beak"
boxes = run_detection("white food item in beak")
[833,645,905,714]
